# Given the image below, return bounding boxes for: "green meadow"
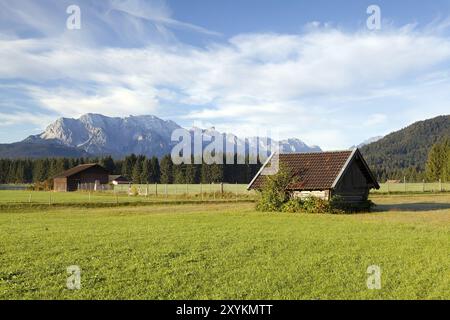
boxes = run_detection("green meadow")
[0,192,449,300]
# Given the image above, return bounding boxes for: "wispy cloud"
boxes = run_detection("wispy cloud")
[1,1,450,148]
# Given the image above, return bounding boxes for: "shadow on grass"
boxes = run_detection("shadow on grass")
[375,202,450,212]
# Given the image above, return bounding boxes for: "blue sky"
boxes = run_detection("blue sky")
[1,0,450,150]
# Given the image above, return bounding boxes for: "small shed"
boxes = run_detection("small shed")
[248,149,379,204]
[54,164,110,192]
[109,175,130,185]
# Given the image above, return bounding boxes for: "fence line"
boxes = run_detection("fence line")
[373,181,450,193]
[113,182,253,196]
[0,183,255,205]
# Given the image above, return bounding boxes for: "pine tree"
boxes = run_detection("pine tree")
[440,138,450,182]
[185,164,198,184]
[173,164,186,183]
[132,157,143,184]
[141,158,150,183]
[14,161,25,183]
[100,156,116,173]
[150,156,160,183]
[122,154,137,179]
[444,147,450,181]
[201,163,210,183]
[209,163,223,183]
[0,160,8,183]
[426,139,450,181]
[160,155,173,184]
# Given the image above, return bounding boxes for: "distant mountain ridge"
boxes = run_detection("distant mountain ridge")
[350,136,383,149]
[1,113,322,158]
[25,114,181,158]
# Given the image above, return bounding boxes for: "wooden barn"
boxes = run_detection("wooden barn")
[248,149,379,204]
[53,164,110,192]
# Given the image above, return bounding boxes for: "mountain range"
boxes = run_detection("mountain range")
[0,114,321,159]
[1,113,449,179]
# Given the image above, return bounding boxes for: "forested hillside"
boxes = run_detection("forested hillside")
[361,115,450,181]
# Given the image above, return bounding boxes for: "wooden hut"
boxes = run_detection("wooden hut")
[53,164,110,192]
[248,149,379,204]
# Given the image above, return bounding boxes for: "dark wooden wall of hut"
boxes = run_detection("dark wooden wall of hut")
[333,158,370,203]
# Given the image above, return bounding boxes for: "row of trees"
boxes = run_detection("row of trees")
[372,166,427,183]
[425,138,450,182]
[0,154,262,185]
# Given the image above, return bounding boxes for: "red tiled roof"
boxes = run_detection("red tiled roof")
[248,150,378,190]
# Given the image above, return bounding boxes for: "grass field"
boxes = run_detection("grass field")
[0,192,449,300]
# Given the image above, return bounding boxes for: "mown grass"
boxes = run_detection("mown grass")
[0,194,449,300]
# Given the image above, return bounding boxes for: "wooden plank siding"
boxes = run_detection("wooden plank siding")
[53,164,110,192]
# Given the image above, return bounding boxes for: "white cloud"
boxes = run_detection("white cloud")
[364,113,387,127]
[0,111,55,127]
[1,4,450,148]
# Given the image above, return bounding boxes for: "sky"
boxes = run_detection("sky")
[1,0,450,150]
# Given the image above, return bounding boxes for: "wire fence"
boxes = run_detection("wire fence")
[0,184,255,205]
[373,181,450,193]
[113,183,252,196]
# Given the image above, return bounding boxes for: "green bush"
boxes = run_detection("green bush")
[256,165,295,212]
[281,198,304,213]
[281,197,338,214]
[301,196,332,213]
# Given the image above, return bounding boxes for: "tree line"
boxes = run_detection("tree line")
[2,139,448,185]
[0,154,262,185]
[369,138,450,183]
[425,137,450,182]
